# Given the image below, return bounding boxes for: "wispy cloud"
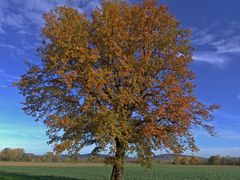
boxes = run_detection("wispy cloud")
[0,0,102,65]
[192,21,240,66]
[0,26,5,34]
[192,30,216,46]
[193,51,229,66]
[211,35,240,54]
[0,1,102,90]
[0,43,16,49]
[0,0,101,35]
[193,110,240,148]
[0,68,19,80]
[0,67,19,88]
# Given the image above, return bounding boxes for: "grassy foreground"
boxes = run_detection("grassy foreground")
[0,162,239,180]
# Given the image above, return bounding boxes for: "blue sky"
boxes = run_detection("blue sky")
[0,0,240,157]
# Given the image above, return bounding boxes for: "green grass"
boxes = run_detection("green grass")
[0,163,240,180]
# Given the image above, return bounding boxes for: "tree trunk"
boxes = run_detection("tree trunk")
[110,138,125,180]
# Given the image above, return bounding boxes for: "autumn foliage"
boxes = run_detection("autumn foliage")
[17,0,218,179]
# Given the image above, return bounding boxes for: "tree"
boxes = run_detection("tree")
[42,152,61,162]
[180,157,190,165]
[172,156,181,165]
[189,156,202,165]
[0,148,12,161]
[17,0,218,179]
[22,153,36,162]
[208,155,221,165]
[0,148,25,161]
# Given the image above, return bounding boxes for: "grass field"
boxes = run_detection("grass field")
[0,162,239,180]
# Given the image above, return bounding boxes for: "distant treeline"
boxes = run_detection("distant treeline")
[207,155,240,166]
[171,155,240,166]
[0,148,92,163]
[0,148,61,162]
[1,148,240,165]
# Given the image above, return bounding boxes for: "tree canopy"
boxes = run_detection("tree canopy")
[17,0,218,179]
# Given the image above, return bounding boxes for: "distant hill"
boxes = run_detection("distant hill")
[153,154,206,162]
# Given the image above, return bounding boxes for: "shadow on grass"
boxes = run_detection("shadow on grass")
[0,171,84,180]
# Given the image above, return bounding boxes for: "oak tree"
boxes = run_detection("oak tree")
[17,0,218,179]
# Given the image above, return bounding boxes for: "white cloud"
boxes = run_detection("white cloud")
[0,0,101,35]
[211,35,240,54]
[0,0,102,63]
[193,51,229,66]
[192,21,240,66]
[0,1,101,89]
[192,30,215,45]
[0,43,15,49]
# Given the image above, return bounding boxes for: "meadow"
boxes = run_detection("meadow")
[0,162,239,180]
